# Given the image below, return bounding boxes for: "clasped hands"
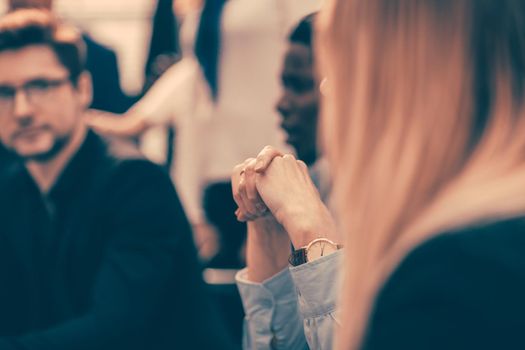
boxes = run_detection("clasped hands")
[231,146,335,248]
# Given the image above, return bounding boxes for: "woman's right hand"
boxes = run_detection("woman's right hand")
[254,152,337,248]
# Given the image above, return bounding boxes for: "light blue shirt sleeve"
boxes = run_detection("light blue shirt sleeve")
[290,250,342,350]
[236,268,308,350]
[236,250,342,350]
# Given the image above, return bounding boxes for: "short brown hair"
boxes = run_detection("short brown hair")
[0,9,86,84]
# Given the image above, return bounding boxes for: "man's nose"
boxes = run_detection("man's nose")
[276,95,292,118]
[12,89,34,125]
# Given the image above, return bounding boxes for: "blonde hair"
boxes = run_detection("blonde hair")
[317,0,525,348]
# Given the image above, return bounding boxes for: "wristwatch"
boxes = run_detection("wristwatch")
[289,238,343,266]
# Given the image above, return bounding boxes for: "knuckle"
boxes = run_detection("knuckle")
[232,192,242,203]
[247,191,257,201]
[233,164,243,172]
[259,146,271,156]
[246,158,257,168]
[260,145,276,157]
[297,160,307,169]
[271,156,282,165]
[283,153,296,161]
[238,179,246,191]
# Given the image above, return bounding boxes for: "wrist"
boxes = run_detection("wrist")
[280,202,338,248]
[245,219,290,283]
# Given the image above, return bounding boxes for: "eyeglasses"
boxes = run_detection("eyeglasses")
[0,76,71,114]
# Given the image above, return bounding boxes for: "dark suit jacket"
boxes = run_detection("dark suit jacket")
[84,35,135,113]
[363,218,525,349]
[0,131,234,350]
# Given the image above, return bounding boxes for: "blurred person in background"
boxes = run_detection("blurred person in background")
[0,9,233,350]
[274,13,330,200]
[88,0,321,269]
[233,13,342,350]
[235,0,525,349]
[141,0,181,172]
[8,0,134,113]
[143,0,180,92]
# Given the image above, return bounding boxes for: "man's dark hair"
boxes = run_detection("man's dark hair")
[0,9,86,85]
[289,13,316,49]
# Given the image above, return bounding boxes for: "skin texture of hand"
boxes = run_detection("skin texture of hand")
[245,217,291,283]
[232,158,270,221]
[232,146,285,222]
[232,145,339,248]
[254,152,339,248]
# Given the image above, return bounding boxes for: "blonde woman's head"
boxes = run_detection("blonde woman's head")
[317,1,525,348]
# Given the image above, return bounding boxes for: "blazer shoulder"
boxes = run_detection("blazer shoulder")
[363,217,525,350]
[89,131,171,190]
[383,217,525,300]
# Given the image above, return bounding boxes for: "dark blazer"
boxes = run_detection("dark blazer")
[84,35,135,113]
[363,218,525,350]
[0,131,234,350]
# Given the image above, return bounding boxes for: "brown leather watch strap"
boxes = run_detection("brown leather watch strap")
[288,247,307,267]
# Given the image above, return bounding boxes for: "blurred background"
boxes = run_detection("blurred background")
[0,0,157,96]
[0,1,321,345]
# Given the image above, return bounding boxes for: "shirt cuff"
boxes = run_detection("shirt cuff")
[290,250,343,319]
[236,267,296,316]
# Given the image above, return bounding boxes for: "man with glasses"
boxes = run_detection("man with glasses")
[7,0,134,114]
[0,9,233,350]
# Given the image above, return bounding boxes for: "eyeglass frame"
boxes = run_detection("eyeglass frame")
[0,76,72,115]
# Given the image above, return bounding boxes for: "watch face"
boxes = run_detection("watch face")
[306,239,338,262]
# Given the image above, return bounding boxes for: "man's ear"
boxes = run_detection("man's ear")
[76,71,93,109]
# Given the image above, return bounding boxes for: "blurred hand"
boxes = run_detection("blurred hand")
[85,109,149,137]
[192,222,219,262]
